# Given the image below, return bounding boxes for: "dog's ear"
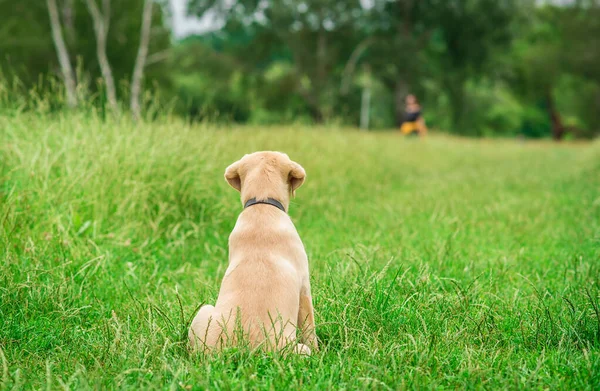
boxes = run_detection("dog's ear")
[224,160,242,192]
[288,161,306,196]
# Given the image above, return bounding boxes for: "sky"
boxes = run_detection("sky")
[169,0,217,38]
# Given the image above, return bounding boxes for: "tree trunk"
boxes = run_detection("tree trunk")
[297,81,325,124]
[546,90,565,141]
[360,67,372,131]
[307,103,324,124]
[293,68,325,123]
[85,0,118,113]
[394,79,409,127]
[340,37,375,95]
[311,24,327,123]
[46,0,77,108]
[61,0,76,44]
[130,0,153,121]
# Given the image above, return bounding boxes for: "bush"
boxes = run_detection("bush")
[519,105,551,138]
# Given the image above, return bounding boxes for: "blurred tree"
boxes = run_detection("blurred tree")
[560,0,600,136]
[365,0,436,126]
[510,2,600,139]
[1,0,598,137]
[85,0,118,112]
[47,0,78,107]
[511,6,565,139]
[1,1,55,84]
[188,0,365,122]
[431,0,516,133]
[1,0,171,111]
[169,37,253,121]
[131,0,155,120]
[354,0,517,132]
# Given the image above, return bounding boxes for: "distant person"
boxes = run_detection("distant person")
[400,94,427,137]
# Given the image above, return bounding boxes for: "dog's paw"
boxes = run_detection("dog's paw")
[294,343,311,356]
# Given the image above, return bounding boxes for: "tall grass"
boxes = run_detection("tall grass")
[1,110,599,389]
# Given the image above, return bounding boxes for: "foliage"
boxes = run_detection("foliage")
[1,0,171,109]
[1,0,600,137]
[507,2,600,138]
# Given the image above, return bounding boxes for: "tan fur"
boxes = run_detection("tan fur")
[188,151,318,354]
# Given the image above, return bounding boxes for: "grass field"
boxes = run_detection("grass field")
[1,112,599,390]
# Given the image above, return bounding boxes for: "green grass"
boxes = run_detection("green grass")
[1,111,600,390]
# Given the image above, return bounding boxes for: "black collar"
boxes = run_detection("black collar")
[244,197,286,213]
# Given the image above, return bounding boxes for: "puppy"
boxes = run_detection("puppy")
[188,151,317,354]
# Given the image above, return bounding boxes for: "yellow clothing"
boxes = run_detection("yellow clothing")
[400,121,420,135]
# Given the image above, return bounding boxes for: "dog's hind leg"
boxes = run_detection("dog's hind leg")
[297,285,318,351]
[188,304,215,351]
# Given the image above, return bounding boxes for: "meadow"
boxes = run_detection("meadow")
[1,112,599,390]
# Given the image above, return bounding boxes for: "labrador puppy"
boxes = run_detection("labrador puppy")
[188,151,317,354]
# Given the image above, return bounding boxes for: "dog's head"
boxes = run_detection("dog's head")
[224,151,305,210]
